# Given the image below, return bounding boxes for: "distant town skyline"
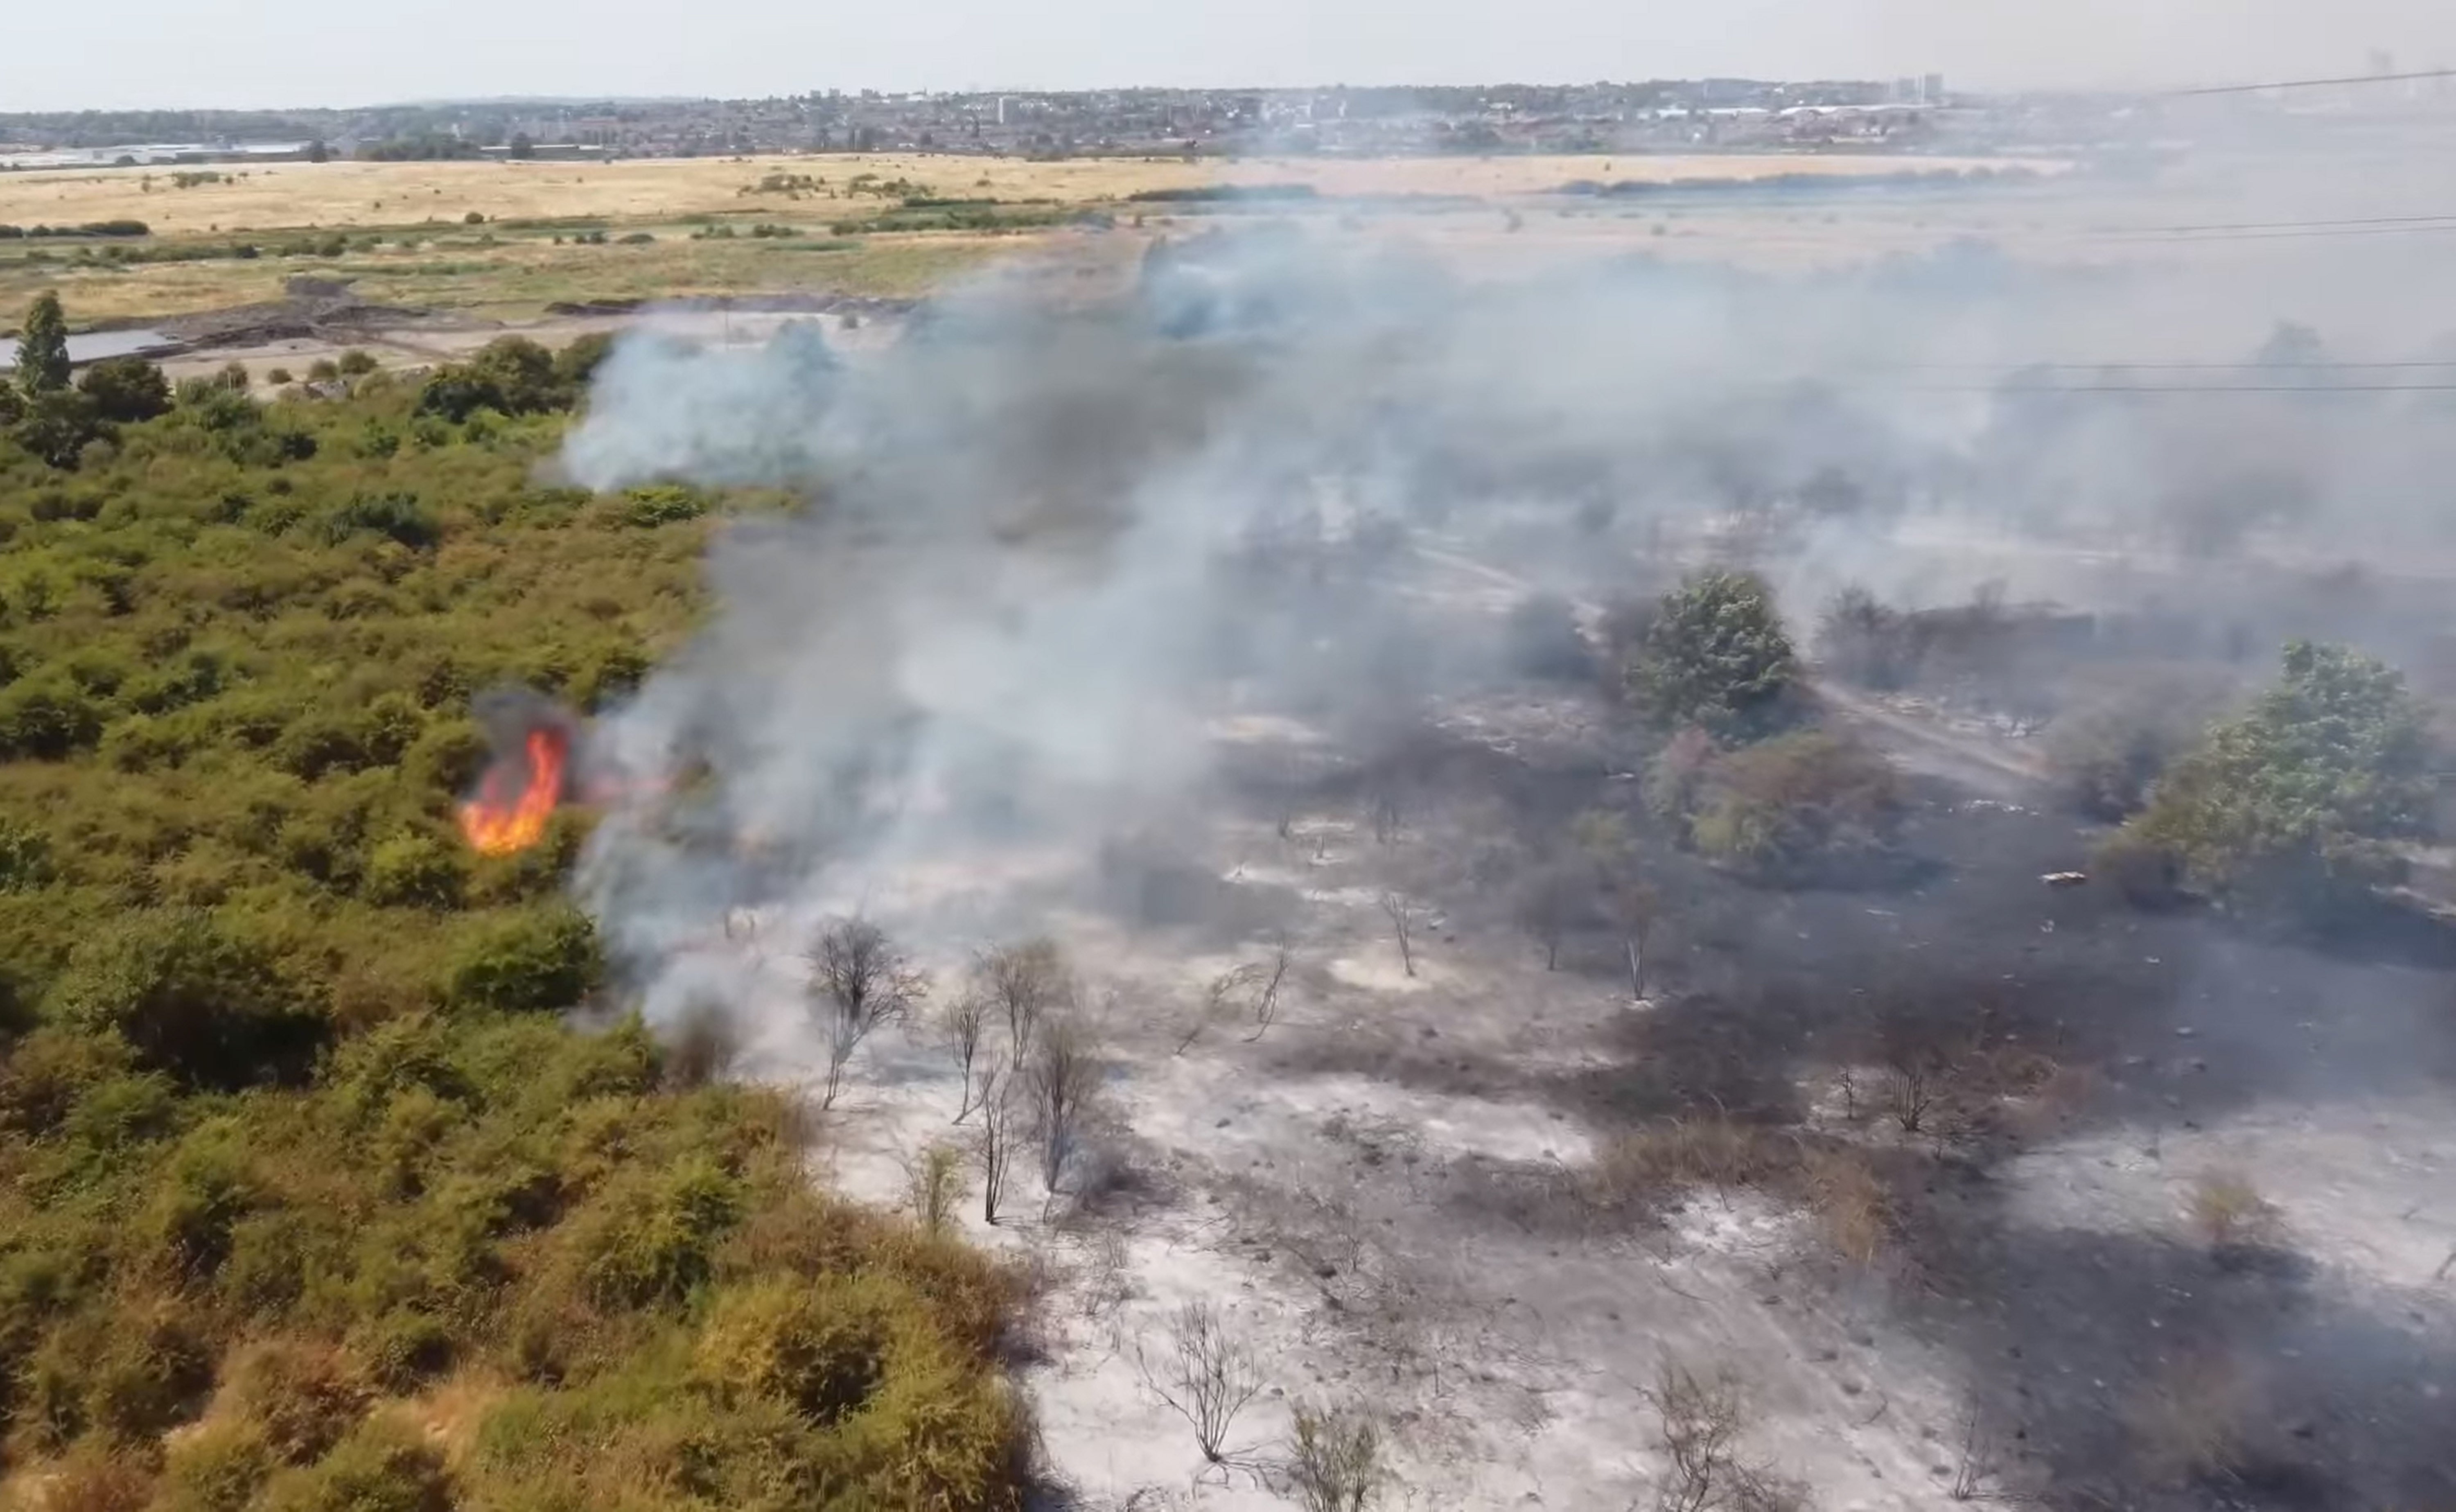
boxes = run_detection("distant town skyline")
[9,0,2455,114]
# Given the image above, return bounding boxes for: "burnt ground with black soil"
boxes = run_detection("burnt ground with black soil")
[717,543,2456,1512]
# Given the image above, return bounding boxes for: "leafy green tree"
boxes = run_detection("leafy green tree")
[16,291,72,396]
[415,336,574,423]
[2120,641,2434,912]
[1625,570,1800,739]
[305,139,331,164]
[77,356,172,423]
[508,133,537,161]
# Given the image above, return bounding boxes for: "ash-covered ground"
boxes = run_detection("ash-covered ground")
[668,535,2456,1512]
[548,184,2456,1508]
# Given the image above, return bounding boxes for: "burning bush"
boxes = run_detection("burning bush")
[457,695,574,858]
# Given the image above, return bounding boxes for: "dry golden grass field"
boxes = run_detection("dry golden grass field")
[0,230,1018,324]
[0,149,2075,327]
[0,151,2034,235]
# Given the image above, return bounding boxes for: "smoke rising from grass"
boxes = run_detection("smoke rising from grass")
[559,223,2456,1027]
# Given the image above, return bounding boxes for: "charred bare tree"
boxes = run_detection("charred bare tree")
[1607,878,1662,1001]
[975,937,1072,1073]
[1288,1399,1383,1512]
[1138,1300,1264,1467]
[1182,965,1250,1055]
[1244,934,1292,1041]
[1571,810,1658,999]
[1369,783,1405,846]
[1027,1018,1103,1214]
[1378,890,1418,978]
[1180,937,1293,1052]
[805,916,927,1110]
[1874,1009,1975,1137]
[1648,1361,1796,1512]
[975,1072,1016,1225]
[939,990,992,1122]
[1515,862,1584,972]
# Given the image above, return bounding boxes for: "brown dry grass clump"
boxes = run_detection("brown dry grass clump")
[1589,1118,1895,1266]
[2186,1168,2286,1262]
[1591,1117,1795,1207]
[2132,1353,2259,1486]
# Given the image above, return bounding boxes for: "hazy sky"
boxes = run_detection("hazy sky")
[8,0,2455,112]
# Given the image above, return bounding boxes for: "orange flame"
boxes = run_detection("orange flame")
[459,727,570,856]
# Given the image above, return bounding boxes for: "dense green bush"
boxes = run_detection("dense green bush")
[415,336,591,424]
[77,358,174,424]
[445,905,604,1012]
[48,910,324,1090]
[1679,729,1904,882]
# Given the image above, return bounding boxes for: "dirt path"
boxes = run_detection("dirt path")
[1811,682,2049,803]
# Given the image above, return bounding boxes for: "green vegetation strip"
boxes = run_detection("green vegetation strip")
[0,299,1029,1509]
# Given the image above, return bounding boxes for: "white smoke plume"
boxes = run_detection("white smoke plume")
[558,225,2456,1029]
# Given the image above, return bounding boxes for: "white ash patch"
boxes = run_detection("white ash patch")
[2000,1095,2456,1293]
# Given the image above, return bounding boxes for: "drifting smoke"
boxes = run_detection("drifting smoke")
[559,224,2456,1026]
[458,688,578,857]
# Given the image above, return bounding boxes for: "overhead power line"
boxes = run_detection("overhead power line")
[2172,67,2456,96]
[1895,360,2456,372]
[2082,211,2456,243]
[1886,382,2456,394]
[2141,212,2456,234]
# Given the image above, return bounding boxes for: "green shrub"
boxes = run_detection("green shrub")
[0,816,54,892]
[143,1122,264,1280]
[157,1419,278,1512]
[26,1447,156,1512]
[694,1273,900,1421]
[258,1416,453,1512]
[321,492,438,550]
[362,833,466,909]
[564,1154,744,1311]
[78,1295,217,1442]
[1685,729,1903,881]
[48,909,324,1090]
[352,1310,454,1393]
[0,674,105,758]
[445,906,603,1013]
[222,1336,371,1463]
[612,484,707,528]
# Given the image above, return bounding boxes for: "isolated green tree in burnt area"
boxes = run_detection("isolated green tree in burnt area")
[2113,640,2435,914]
[1625,570,1801,740]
